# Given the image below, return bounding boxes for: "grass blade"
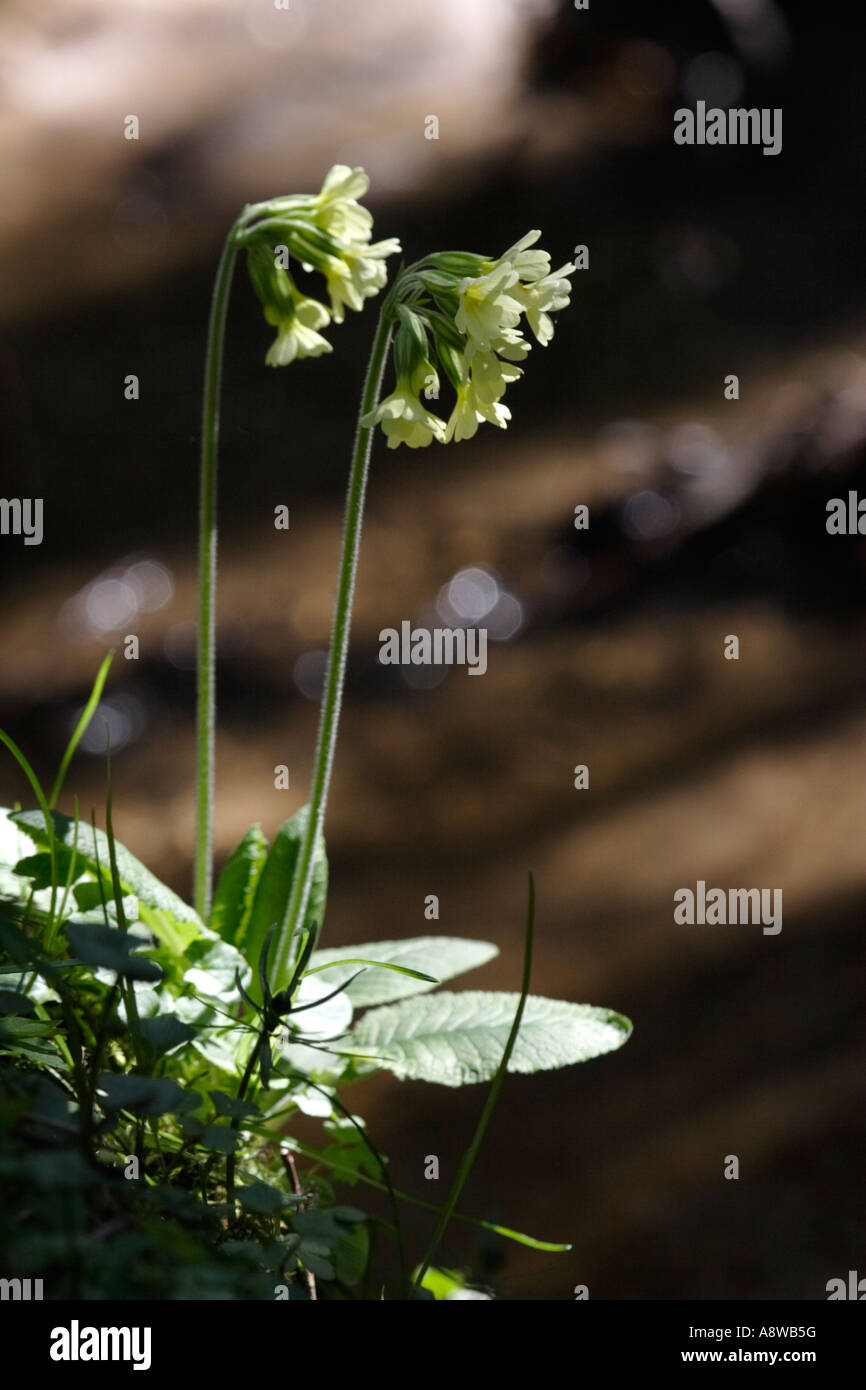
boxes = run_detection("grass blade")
[413,871,537,1287]
[49,651,114,809]
[284,1136,570,1252]
[44,797,82,952]
[303,958,438,985]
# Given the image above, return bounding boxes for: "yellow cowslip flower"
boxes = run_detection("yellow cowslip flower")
[324,238,402,324]
[467,349,523,403]
[362,228,574,449]
[455,263,524,356]
[312,164,375,245]
[495,229,551,283]
[361,382,447,449]
[510,263,576,345]
[264,294,333,366]
[444,380,511,443]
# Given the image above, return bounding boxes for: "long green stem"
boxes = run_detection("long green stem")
[195,227,242,921]
[285,1136,568,1252]
[413,872,536,1288]
[270,299,395,989]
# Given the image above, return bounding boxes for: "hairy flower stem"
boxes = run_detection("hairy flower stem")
[270,297,396,989]
[195,224,243,921]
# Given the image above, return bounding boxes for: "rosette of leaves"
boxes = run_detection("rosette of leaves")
[0,729,631,1298]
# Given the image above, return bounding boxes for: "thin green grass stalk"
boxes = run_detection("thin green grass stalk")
[49,651,114,808]
[285,1135,569,1253]
[413,872,537,1288]
[3,652,113,953]
[88,810,111,924]
[102,762,126,933]
[270,297,396,988]
[50,797,81,952]
[303,957,437,984]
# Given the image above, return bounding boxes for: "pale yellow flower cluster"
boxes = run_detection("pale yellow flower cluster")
[363,231,576,449]
[242,165,400,366]
[241,171,574,448]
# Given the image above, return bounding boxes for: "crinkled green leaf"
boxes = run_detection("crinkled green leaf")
[286,974,352,1040]
[183,935,250,1000]
[346,991,632,1087]
[10,852,59,892]
[211,824,269,946]
[308,937,498,1007]
[11,808,204,957]
[0,809,37,902]
[243,805,327,993]
[71,882,134,919]
[174,994,252,1077]
[70,886,139,928]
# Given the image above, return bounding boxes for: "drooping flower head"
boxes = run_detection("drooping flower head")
[362,231,576,449]
[236,165,401,366]
[362,305,446,449]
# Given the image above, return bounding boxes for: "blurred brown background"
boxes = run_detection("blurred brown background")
[1,0,865,1298]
